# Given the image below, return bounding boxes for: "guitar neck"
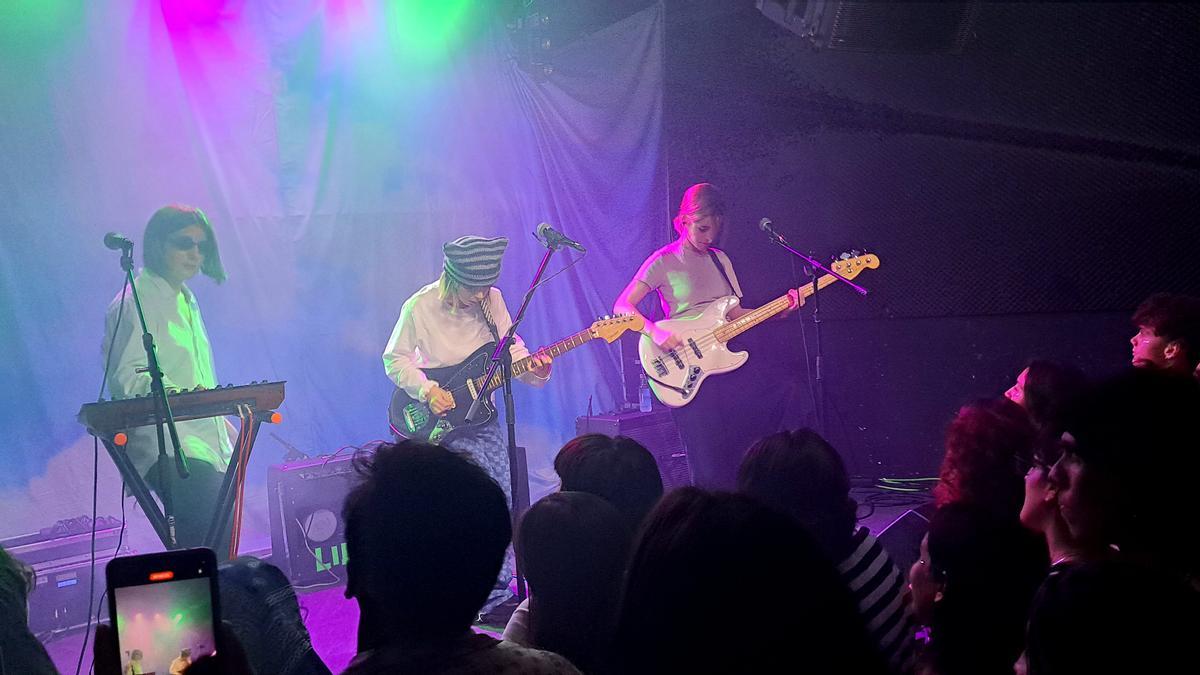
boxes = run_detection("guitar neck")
[476,329,593,394]
[714,273,840,342]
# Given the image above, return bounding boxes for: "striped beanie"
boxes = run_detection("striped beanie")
[443,235,509,287]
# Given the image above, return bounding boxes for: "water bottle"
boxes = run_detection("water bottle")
[638,373,653,412]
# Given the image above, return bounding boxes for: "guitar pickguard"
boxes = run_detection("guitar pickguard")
[427,418,455,444]
[401,402,431,435]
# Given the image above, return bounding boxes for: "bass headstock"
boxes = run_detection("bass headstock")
[829,251,880,280]
[590,313,645,343]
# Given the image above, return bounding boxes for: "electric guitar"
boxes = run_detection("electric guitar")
[639,252,880,407]
[389,314,643,443]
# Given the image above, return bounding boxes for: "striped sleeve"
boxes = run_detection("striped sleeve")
[838,528,919,674]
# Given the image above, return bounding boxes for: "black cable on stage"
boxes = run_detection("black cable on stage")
[76,278,129,675]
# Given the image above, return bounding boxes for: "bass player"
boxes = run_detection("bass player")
[613,183,802,488]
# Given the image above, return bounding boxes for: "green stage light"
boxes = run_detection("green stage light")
[384,0,478,64]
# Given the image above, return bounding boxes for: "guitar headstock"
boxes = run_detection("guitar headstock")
[590,314,645,343]
[830,251,880,280]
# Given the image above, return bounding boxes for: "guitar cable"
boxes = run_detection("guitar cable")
[72,275,131,672]
[76,275,130,675]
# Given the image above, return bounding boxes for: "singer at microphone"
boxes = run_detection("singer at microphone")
[610,182,804,490]
[382,235,552,602]
[101,205,234,557]
[535,222,587,253]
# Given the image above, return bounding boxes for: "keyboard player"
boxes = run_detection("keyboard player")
[101,205,234,556]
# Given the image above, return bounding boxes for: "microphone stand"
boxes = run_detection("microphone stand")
[465,239,560,603]
[763,227,868,437]
[117,244,189,549]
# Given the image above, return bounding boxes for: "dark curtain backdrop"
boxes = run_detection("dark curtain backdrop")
[0,1,666,549]
[663,1,1200,474]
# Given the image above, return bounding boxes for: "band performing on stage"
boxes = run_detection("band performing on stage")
[10,5,1200,674]
[90,183,878,565]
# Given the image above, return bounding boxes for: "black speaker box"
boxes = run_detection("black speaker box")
[575,410,692,490]
[875,502,935,575]
[268,453,359,589]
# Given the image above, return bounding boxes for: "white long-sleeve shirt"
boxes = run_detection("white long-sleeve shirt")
[102,269,233,477]
[383,282,549,402]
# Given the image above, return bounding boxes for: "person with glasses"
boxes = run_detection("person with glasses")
[101,204,234,556]
[1018,438,1107,574]
[1048,369,1200,585]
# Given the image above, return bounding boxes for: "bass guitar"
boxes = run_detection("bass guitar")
[389,314,643,443]
[639,252,879,407]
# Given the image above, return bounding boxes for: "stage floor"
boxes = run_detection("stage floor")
[42,487,925,673]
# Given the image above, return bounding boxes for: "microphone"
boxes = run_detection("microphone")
[104,232,134,251]
[535,222,586,253]
[759,218,782,240]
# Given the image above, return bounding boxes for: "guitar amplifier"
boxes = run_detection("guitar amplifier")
[268,453,362,589]
[575,410,692,490]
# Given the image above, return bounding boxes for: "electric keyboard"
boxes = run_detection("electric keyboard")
[78,381,285,434]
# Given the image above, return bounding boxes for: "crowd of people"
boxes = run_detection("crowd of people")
[5,292,1200,672]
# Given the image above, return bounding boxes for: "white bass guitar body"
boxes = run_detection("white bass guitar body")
[637,296,748,408]
[635,251,881,407]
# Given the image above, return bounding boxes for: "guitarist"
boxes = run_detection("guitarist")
[382,235,551,612]
[613,183,802,488]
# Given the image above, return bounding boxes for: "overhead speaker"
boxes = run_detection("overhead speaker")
[757,1,981,54]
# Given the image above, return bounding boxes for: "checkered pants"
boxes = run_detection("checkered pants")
[443,419,514,612]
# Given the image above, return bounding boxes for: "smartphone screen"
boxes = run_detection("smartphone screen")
[107,548,220,675]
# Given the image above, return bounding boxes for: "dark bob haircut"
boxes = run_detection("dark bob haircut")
[143,204,226,283]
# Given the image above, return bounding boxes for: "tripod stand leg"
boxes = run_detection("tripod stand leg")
[101,439,173,549]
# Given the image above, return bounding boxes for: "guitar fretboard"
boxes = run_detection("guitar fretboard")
[714,273,841,343]
[474,329,593,394]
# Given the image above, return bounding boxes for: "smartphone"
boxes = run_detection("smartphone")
[106,548,222,675]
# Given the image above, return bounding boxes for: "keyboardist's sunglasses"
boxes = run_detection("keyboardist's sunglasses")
[168,236,211,253]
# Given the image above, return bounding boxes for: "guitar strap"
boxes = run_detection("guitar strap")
[479,295,501,343]
[708,250,739,297]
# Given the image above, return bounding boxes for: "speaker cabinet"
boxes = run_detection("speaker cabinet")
[757,1,981,54]
[575,410,692,490]
[875,503,935,575]
[268,454,359,589]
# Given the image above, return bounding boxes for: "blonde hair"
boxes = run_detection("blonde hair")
[437,271,463,304]
[437,272,492,315]
[672,183,726,236]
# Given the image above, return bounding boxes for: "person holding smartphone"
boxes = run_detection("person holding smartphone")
[102,205,234,555]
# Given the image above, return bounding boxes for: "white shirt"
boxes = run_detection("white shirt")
[634,240,743,320]
[102,269,233,477]
[383,282,549,402]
